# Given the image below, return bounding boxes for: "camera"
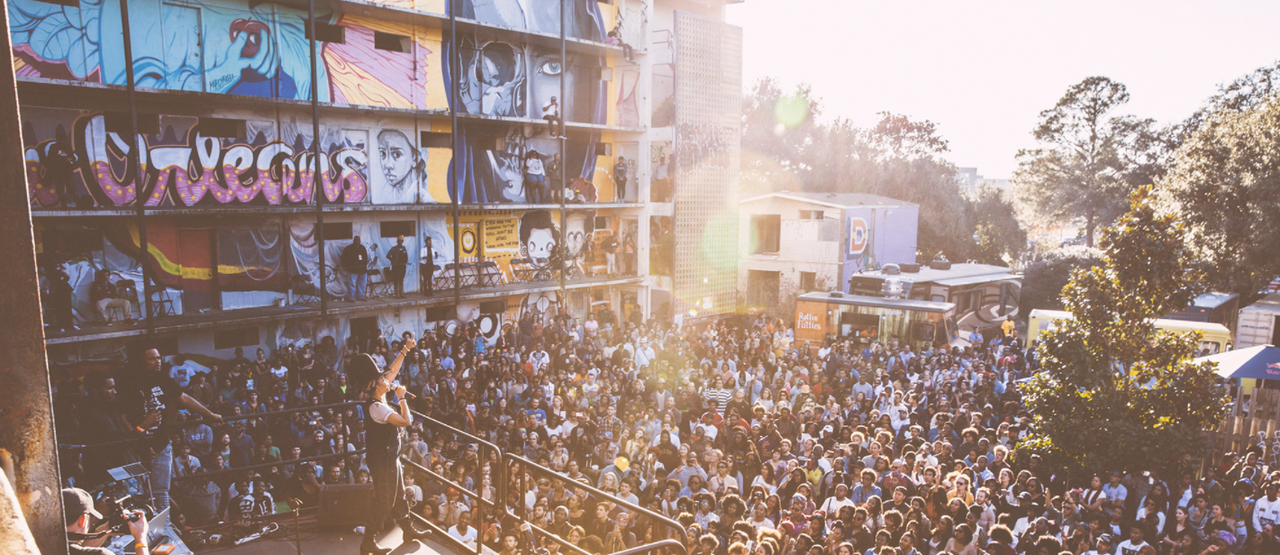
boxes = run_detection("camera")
[97,490,146,534]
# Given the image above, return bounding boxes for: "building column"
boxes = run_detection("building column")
[0,1,65,552]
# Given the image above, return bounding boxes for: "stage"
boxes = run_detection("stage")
[186,522,467,555]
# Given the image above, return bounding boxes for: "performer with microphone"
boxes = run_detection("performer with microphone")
[350,334,428,555]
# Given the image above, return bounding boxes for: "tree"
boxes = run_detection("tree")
[965,185,1027,266]
[1158,78,1280,300]
[740,79,826,196]
[739,81,981,262]
[1013,77,1165,246]
[863,113,974,262]
[1017,187,1228,485]
[1018,245,1103,318]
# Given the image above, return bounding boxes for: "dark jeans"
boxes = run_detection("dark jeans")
[390,266,406,296]
[420,263,435,295]
[544,115,562,136]
[365,455,408,545]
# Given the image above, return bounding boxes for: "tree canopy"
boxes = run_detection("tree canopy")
[1013,77,1166,247]
[741,78,1023,264]
[1158,67,1280,300]
[1017,187,1228,484]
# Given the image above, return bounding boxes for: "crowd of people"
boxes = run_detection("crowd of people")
[53,309,1280,555]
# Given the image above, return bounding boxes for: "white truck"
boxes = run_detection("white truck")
[1236,292,1280,349]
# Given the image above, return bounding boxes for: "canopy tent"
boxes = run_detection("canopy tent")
[1198,345,1280,380]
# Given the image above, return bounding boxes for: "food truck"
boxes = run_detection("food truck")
[846,261,1020,338]
[794,291,961,352]
[1027,309,1233,355]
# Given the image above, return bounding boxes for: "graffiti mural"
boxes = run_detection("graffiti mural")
[14,0,627,209]
[24,112,368,208]
[452,0,606,41]
[8,0,448,109]
[373,128,432,204]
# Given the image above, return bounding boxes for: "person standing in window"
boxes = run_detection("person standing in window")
[387,235,409,299]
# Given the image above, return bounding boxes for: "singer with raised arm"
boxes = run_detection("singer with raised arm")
[349,334,429,555]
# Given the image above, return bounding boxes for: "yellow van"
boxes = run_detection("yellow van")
[1027,309,1233,355]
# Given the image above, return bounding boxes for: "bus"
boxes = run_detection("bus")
[1027,309,1233,355]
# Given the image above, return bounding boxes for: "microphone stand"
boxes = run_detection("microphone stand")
[287,497,305,555]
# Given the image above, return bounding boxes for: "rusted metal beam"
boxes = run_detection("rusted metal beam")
[0,0,66,551]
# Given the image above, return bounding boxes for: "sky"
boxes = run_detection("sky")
[725,0,1280,178]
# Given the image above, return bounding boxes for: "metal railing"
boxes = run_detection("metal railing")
[504,453,688,553]
[401,410,504,555]
[405,410,690,555]
[59,404,368,455]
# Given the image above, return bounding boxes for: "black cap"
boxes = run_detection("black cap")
[347,354,382,392]
[62,487,103,523]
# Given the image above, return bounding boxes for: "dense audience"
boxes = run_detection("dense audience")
[52,310,1280,555]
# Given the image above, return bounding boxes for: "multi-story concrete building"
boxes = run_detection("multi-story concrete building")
[738,192,917,313]
[15,0,742,362]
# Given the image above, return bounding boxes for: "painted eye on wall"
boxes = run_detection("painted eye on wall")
[538,61,563,76]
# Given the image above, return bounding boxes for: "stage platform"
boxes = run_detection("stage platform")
[190,522,468,555]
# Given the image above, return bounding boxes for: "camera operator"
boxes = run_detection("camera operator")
[118,347,223,512]
[64,487,149,555]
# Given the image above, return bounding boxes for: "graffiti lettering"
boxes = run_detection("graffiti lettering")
[28,113,368,207]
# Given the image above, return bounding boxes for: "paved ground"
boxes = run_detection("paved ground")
[193,524,455,555]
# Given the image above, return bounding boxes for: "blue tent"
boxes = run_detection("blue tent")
[1197,345,1280,380]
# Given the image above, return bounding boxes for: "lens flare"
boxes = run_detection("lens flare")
[774,93,809,129]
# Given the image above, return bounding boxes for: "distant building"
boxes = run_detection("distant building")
[955,167,1010,196]
[738,192,918,310]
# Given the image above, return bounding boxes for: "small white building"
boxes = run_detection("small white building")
[738,192,919,311]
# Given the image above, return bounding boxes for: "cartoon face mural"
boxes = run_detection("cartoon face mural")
[374,129,429,204]
[519,210,559,266]
[14,0,617,208]
[562,210,595,259]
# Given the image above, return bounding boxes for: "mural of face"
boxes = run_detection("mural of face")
[563,211,595,259]
[530,50,568,118]
[379,130,415,186]
[462,41,524,117]
[519,210,559,266]
[376,129,424,203]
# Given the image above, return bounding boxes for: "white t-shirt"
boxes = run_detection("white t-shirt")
[370,401,396,424]
[1116,540,1149,555]
[271,365,288,380]
[448,524,477,548]
[820,496,855,514]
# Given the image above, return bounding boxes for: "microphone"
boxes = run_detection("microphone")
[402,391,417,400]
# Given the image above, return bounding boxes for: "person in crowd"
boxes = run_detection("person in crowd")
[55,311,1280,555]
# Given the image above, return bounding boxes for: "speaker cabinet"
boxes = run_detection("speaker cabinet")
[318,483,373,527]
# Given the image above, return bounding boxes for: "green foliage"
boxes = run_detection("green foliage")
[1158,87,1280,300]
[1018,246,1104,318]
[740,79,983,262]
[1017,187,1228,485]
[966,185,1027,266]
[1013,77,1168,246]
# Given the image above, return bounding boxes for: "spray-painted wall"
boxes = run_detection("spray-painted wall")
[13,0,640,208]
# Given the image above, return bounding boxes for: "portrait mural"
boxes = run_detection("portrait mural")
[13,0,625,208]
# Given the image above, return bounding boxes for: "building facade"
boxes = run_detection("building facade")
[17,0,741,363]
[738,192,917,314]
